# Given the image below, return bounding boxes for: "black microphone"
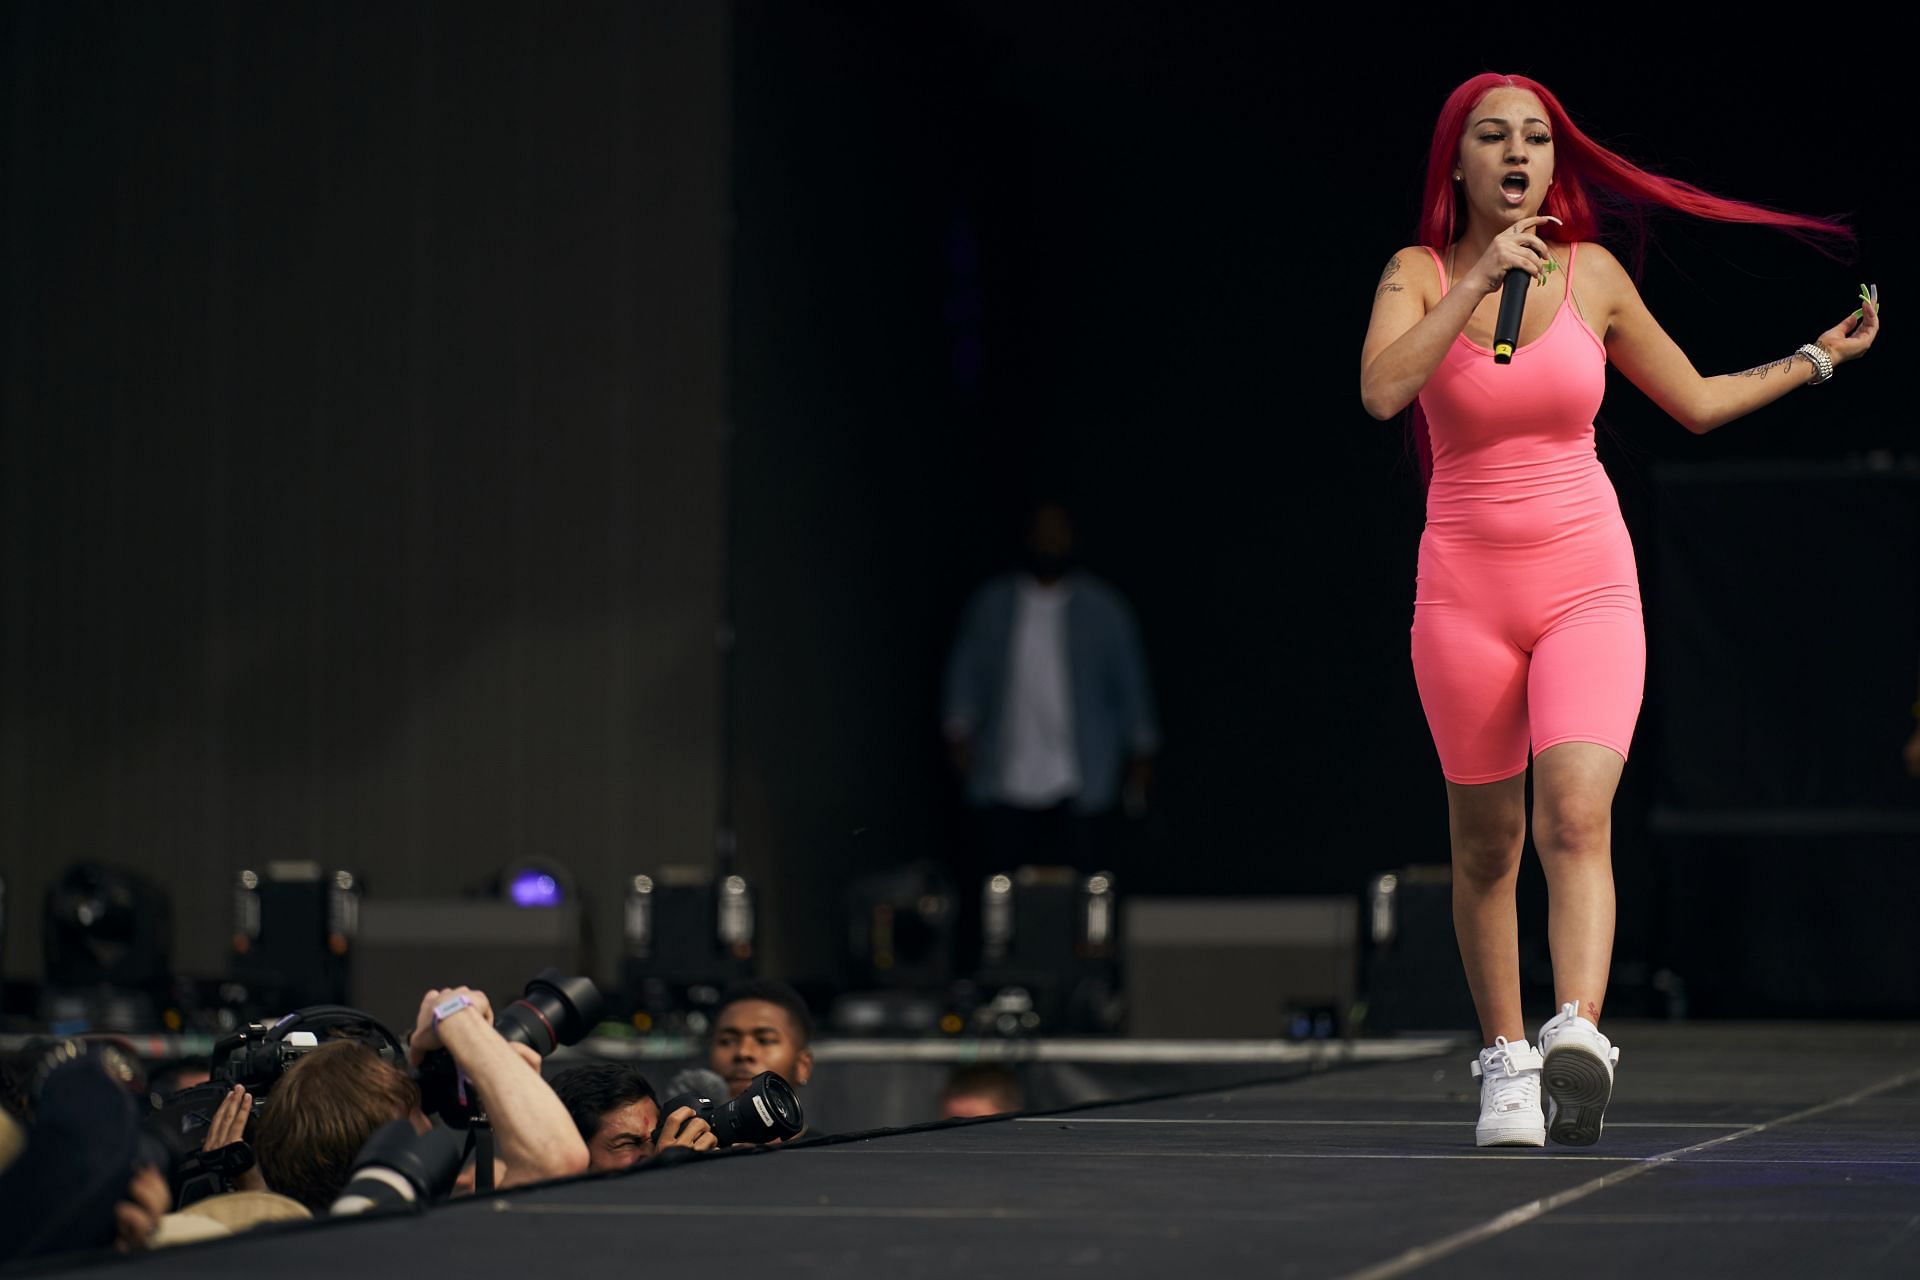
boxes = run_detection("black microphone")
[1492,267,1529,364]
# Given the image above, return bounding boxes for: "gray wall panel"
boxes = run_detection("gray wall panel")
[0,1,730,990]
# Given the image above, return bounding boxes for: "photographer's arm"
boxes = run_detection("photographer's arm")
[411,988,589,1187]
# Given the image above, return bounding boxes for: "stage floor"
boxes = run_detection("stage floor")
[52,1022,1920,1278]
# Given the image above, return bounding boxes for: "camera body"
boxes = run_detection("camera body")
[147,1004,406,1205]
[206,1005,407,1096]
[215,1023,322,1092]
[655,1069,803,1147]
[418,970,603,1127]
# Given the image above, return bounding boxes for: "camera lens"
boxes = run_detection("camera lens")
[755,1073,802,1129]
[330,1119,464,1216]
[493,970,603,1056]
[711,1071,804,1146]
[652,1070,804,1149]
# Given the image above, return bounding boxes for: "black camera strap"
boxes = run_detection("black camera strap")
[461,1119,496,1195]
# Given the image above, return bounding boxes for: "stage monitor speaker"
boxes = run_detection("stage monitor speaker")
[1360,866,1477,1035]
[348,899,583,1037]
[1123,897,1356,1039]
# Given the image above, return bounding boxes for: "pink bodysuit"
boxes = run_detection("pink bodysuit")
[1410,243,1644,784]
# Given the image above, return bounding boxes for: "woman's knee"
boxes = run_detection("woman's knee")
[1533,803,1611,862]
[1450,822,1524,883]
[1445,778,1526,884]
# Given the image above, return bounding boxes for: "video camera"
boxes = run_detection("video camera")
[148,1005,407,1204]
[156,1005,404,1121]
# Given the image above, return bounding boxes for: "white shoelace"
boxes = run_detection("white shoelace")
[1479,1036,1541,1116]
[1543,1001,1581,1046]
[1541,1002,1620,1068]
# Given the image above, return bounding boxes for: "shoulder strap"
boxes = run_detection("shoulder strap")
[1420,244,1449,299]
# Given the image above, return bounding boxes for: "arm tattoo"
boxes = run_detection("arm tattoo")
[1733,356,1797,380]
[1376,255,1404,295]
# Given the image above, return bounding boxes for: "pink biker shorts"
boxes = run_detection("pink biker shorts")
[1410,506,1646,785]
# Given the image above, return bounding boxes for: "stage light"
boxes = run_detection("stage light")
[509,872,561,908]
[973,867,1123,1034]
[498,860,573,909]
[846,861,957,988]
[622,868,755,1028]
[40,862,173,1032]
[230,862,360,1012]
[43,863,170,989]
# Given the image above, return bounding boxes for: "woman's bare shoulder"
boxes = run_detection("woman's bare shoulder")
[1377,244,1442,301]
[1567,241,1639,333]
[1569,241,1638,294]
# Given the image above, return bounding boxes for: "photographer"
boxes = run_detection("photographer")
[550,1062,717,1171]
[709,980,814,1105]
[250,1040,424,1212]
[403,985,589,1191]
[0,1041,178,1259]
[248,985,587,1212]
[938,1064,1023,1120]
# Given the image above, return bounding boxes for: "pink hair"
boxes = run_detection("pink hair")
[1407,73,1854,481]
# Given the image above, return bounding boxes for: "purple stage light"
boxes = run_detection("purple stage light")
[508,871,562,908]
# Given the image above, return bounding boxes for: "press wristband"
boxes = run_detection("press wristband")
[433,993,475,1024]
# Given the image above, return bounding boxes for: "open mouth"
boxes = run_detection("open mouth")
[1501,172,1529,205]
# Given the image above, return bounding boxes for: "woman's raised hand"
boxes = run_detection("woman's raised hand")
[1814,284,1880,365]
[1464,216,1563,295]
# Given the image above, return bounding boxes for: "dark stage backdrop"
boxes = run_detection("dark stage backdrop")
[2,3,1912,1011]
[1,1,731,986]
[727,5,1916,995]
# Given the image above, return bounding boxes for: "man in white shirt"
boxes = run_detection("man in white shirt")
[943,501,1158,967]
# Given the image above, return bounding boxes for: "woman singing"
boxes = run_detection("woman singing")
[1359,74,1879,1147]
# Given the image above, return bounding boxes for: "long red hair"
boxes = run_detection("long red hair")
[1407,74,1854,480]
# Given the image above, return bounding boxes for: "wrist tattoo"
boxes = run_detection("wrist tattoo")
[1733,356,1796,380]
[1376,255,1404,295]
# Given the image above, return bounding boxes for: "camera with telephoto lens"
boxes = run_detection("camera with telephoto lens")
[655,1069,804,1147]
[416,969,604,1127]
[329,1118,465,1217]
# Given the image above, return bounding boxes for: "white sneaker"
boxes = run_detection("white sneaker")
[1469,1037,1545,1147]
[1537,1001,1620,1146]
